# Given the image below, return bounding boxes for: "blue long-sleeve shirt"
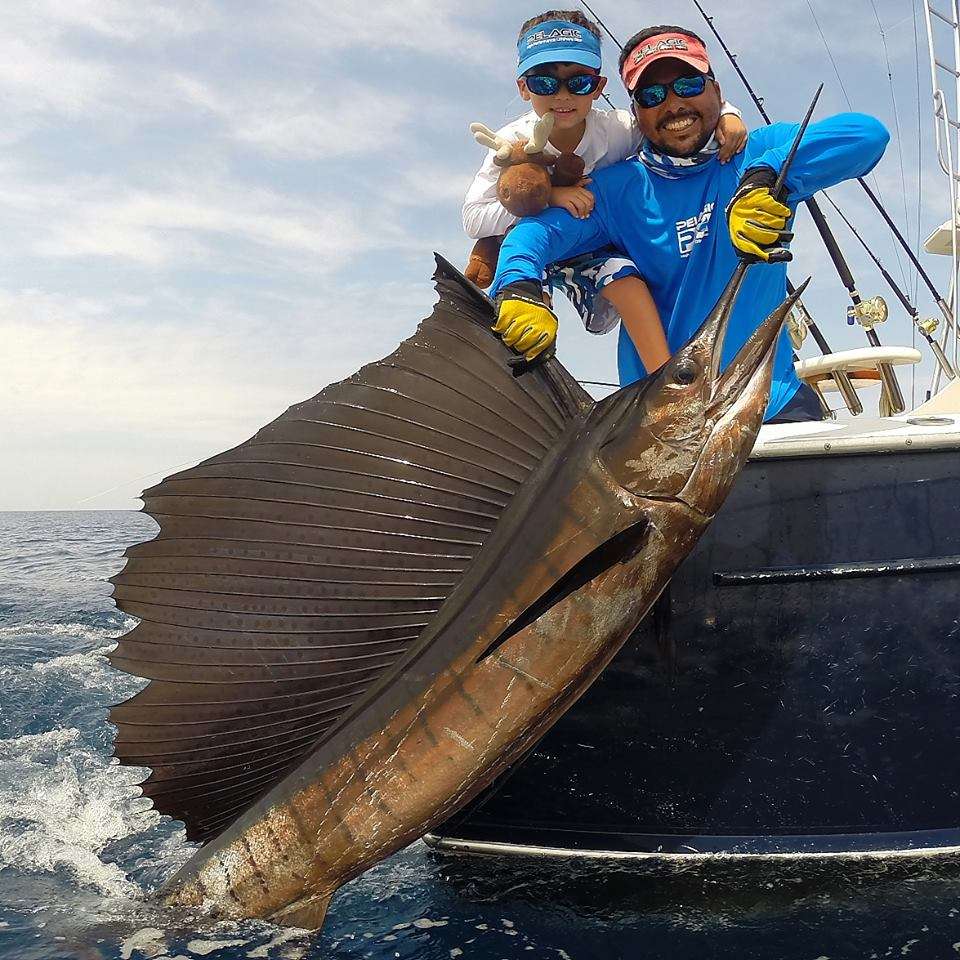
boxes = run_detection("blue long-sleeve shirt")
[491,113,890,419]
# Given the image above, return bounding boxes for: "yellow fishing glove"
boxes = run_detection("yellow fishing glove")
[726,168,794,263]
[493,283,558,362]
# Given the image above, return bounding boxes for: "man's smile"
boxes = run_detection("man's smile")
[660,113,700,132]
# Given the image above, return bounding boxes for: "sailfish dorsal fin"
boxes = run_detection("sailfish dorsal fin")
[108,256,591,842]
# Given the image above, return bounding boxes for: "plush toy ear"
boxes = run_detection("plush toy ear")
[551,153,586,187]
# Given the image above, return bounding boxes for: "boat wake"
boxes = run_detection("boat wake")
[0,726,156,899]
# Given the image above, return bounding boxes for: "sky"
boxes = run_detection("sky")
[0,0,955,510]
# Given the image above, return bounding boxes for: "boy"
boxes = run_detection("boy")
[463,10,747,370]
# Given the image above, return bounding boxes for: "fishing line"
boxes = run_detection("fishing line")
[804,1,853,110]
[913,0,925,308]
[806,0,910,292]
[570,0,622,109]
[75,459,201,506]
[576,0,623,56]
[868,0,914,292]
[913,0,924,404]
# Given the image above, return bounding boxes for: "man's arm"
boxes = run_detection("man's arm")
[490,206,612,297]
[744,113,889,203]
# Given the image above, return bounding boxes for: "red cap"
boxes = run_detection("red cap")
[621,32,711,92]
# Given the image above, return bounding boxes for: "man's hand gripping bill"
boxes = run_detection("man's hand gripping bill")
[726,168,794,263]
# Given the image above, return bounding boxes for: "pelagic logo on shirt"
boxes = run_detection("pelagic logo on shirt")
[633,37,688,64]
[676,201,715,257]
[526,27,584,47]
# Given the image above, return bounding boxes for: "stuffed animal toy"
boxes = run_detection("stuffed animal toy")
[465,112,585,288]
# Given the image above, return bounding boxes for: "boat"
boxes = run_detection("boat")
[424,2,960,863]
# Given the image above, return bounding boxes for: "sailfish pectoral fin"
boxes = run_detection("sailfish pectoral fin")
[270,892,333,931]
[476,518,650,663]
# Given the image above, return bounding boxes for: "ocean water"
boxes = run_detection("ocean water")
[3,510,960,960]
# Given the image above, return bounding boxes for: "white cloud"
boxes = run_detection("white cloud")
[384,163,477,208]
[225,82,413,159]
[0,36,112,117]
[0,3,212,129]
[15,0,213,41]
[261,0,501,64]
[0,159,404,271]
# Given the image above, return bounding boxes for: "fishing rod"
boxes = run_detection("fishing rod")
[803,198,904,412]
[824,192,956,379]
[684,87,816,396]
[691,0,954,335]
[578,0,863,415]
[689,0,905,414]
[785,278,861,414]
[856,179,955,332]
[775,88,863,415]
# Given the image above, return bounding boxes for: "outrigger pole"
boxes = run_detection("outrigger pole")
[688,0,905,414]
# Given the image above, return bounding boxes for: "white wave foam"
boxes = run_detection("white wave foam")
[245,929,311,958]
[29,641,146,702]
[0,727,161,898]
[186,938,248,955]
[0,618,134,643]
[119,927,167,959]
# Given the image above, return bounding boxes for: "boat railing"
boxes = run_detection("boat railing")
[924,1,960,378]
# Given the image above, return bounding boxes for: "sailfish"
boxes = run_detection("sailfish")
[106,254,804,931]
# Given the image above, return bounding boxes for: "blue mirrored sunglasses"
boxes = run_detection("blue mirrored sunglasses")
[525,73,603,97]
[633,74,709,109]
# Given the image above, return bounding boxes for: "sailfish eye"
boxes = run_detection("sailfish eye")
[674,360,699,385]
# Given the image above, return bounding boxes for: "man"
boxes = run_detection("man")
[489,25,890,422]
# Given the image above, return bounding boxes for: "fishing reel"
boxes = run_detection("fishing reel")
[918,315,940,336]
[786,304,809,351]
[846,295,888,330]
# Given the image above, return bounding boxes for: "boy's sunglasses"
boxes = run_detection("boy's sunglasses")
[524,73,603,97]
[633,74,709,109]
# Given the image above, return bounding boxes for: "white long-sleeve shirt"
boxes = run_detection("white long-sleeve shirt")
[462,103,742,239]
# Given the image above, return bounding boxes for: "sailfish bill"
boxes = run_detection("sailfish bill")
[107,255,799,931]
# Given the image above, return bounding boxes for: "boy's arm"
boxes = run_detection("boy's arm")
[490,206,612,297]
[716,101,746,163]
[744,113,889,202]
[490,206,614,362]
[462,150,519,239]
